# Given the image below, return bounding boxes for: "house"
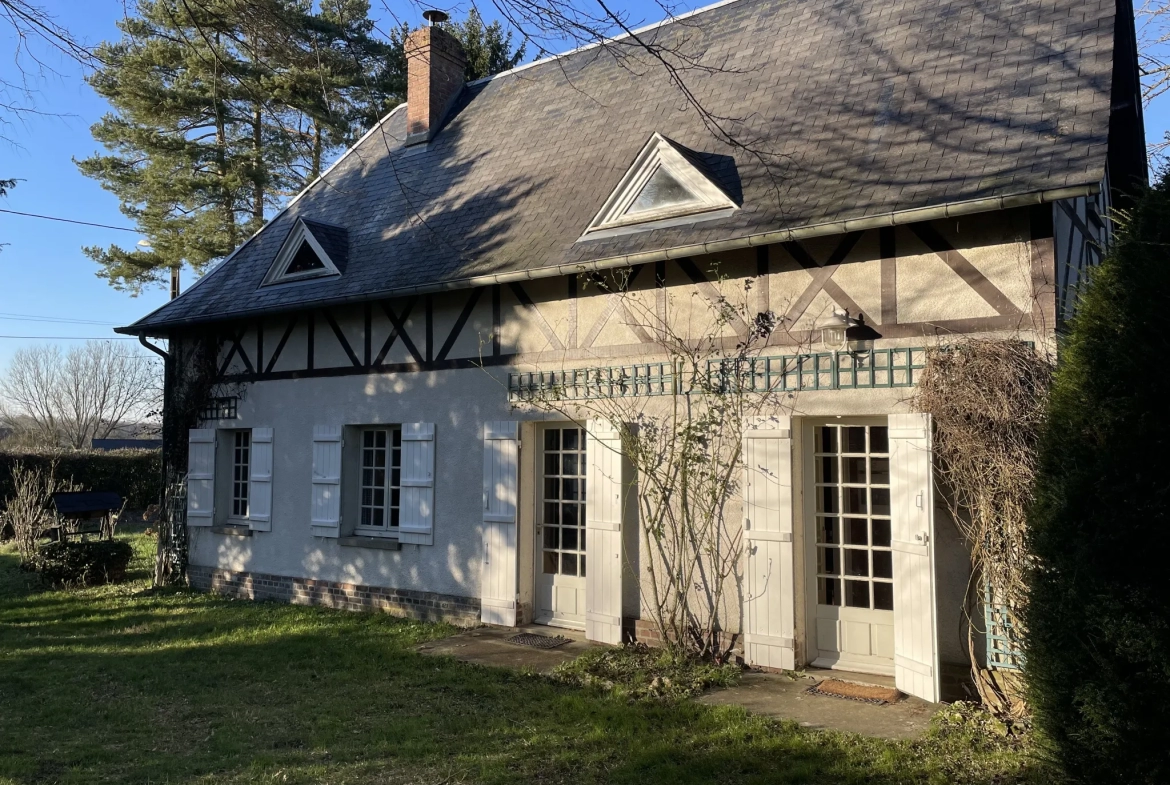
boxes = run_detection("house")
[119,0,1145,703]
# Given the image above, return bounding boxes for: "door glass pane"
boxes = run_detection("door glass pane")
[844,548,869,577]
[543,527,559,549]
[544,429,560,450]
[844,427,866,453]
[844,457,866,484]
[561,527,578,550]
[816,456,838,483]
[870,427,889,453]
[872,519,891,547]
[872,550,892,579]
[544,454,560,475]
[873,581,894,610]
[844,487,867,514]
[869,457,890,484]
[819,427,837,453]
[563,428,579,450]
[818,517,839,544]
[561,552,578,575]
[543,551,559,574]
[844,518,868,545]
[818,487,838,513]
[818,547,840,575]
[845,579,870,608]
[818,577,842,606]
[870,487,891,516]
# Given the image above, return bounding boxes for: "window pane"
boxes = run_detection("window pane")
[286,241,325,274]
[845,518,868,545]
[818,577,841,606]
[563,428,579,450]
[844,487,867,514]
[561,527,578,551]
[816,456,838,484]
[818,546,840,575]
[544,429,560,451]
[363,430,374,448]
[844,457,867,484]
[562,478,579,501]
[819,427,837,453]
[580,555,586,578]
[626,166,694,215]
[544,477,560,500]
[544,454,560,476]
[562,453,579,476]
[543,526,559,549]
[871,487,891,516]
[872,519,891,547]
[844,427,866,453]
[544,502,559,525]
[818,517,839,545]
[869,457,890,484]
[543,551,559,574]
[874,581,894,611]
[561,552,578,576]
[844,548,869,577]
[818,487,838,513]
[845,580,870,608]
[870,426,889,454]
[561,504,578,527]
[873,550,893,579]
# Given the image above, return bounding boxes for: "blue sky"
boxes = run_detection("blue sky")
[0,0,1167,371]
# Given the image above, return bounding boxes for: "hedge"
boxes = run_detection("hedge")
[0,450,162,511]
[1025,173,1170,783]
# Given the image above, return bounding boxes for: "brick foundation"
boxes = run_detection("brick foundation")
[188,565,481,625]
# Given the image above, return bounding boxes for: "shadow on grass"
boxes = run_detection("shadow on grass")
[0,548,1041,785]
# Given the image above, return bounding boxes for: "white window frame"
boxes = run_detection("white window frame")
[228,429,251,522]
[353,425,403,539]
[260,218,342,286]
[580,133,737,239]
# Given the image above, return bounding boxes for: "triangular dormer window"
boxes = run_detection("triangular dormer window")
[582,133,738,239]
[261,218,346,286]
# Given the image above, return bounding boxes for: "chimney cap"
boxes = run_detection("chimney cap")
[422,9,449,25]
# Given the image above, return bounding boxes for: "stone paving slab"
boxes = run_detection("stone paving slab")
[416,625,596,672]
[698,670,935,740]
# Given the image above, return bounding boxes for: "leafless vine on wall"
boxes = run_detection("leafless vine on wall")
[913,338,1053,715]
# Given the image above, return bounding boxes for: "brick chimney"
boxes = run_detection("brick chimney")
[404,22,466,146]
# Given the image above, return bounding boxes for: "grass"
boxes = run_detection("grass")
[0,530,1047,784]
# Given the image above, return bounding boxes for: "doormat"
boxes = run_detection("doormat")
[505,633,571,649]
[807,679,903,705]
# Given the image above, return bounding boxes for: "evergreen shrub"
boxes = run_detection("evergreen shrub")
[0,450,161,510]
[1026,173,1170,783]
[33,540,134,587]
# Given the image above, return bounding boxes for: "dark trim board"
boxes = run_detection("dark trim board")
[220,314,1033,384]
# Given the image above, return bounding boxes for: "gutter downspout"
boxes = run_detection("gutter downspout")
[139,335,172,541]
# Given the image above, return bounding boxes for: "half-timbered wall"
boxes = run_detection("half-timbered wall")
[210,207,1053,383]
[1053,175,1111,326]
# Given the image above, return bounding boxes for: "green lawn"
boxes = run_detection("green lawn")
[0,532,1044,784]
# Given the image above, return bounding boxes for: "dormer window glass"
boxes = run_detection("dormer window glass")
[286,241,327,275]
[581,132,738,240]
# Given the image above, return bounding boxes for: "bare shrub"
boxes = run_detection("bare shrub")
[913,338,1053,715]
[4,460,79,564]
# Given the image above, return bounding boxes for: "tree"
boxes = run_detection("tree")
[1025,173,1170,783]
[0,342,160,449]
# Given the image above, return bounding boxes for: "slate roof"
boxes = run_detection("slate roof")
[125,0,1119,333]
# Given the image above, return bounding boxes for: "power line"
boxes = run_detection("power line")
[0,208,140,233]
[0,335,136,340]
[0,312,122,326]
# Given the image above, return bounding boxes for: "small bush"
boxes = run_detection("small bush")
[552,644,740,699]
[33,540,134,587]
[1026,172,1170,783]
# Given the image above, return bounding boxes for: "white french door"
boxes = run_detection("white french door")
[535,424,587,629]
[808,420,896,674]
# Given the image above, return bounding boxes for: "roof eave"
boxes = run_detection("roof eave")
[116,182,1099,337]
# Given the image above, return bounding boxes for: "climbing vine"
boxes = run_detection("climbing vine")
[913,338,1052,716]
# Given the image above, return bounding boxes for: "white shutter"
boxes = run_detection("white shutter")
[481,421,519,626]
[311,425,342,538]
[248,427,273,531]
[585,419,623,645]
[742,415,796,670]
[889,412,940,702]
[187,429,216,526]
[399,423,435,545]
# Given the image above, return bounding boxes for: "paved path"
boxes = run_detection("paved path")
[418,627,935,739]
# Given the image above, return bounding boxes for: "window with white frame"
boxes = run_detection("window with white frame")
[230,430,251,519]
[356,426,402,534]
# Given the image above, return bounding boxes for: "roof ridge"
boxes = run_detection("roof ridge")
[465,0,745,88]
